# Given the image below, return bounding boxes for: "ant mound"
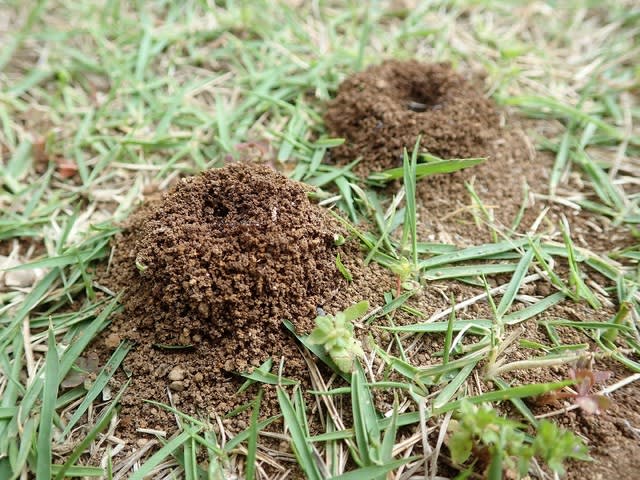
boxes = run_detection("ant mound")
[105,163,352,371]
[324,60,500,176]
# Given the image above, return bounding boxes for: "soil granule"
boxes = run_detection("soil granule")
[324,60,500,175]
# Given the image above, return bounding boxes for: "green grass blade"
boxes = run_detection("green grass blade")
[380,400,399,466]
[239,369,297,387]
[496,248,535,320]
[55,381,130,480]
[402,139,419,269]
[493,377,538,425]
[50,465,104,477]
[420,238,528,270]
[432,379,575,415]
[238,358,273,394]
[35,327,59,480]
[129,430,194,480]
[276,388,323,480]
[351,364,380,466]
[424,263,518,281]
[224,415,281,452]
[368,157,485,183]
[443,299,456,365]
[0,269,58,346]
[61,340,132,437]
[245,389,263,480]
[549,129,572,195]
[380,319,492,334]
[183,436,198,480]
[433,361,478,410]
[503,292,566,325]
[9,415,35,480]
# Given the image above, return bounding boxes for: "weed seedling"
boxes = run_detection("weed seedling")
[308,301,369,373]
[448,400,590,478]
[541,357,612,414]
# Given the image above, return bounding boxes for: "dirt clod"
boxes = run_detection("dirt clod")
[167,367,185,382]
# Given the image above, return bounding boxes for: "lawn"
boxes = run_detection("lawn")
[1,1,639,479]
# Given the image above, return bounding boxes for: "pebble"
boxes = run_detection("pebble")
[169,380,185,392]
[193,372,203,383]
[168,366,185,381]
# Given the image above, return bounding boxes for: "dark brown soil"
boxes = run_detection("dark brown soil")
[96,163,377,441]
[105,163,351,364]
[324,60,500,176]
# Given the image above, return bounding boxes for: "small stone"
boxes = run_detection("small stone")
[193,372,203,383]
[169,380,185,392]
[136,438,148,447]
[0,256,45,288]
[168,367,185,381]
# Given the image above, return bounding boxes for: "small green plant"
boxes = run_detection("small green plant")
[540,357,612,414]
[308,300,369,373]
[448,400,590,478]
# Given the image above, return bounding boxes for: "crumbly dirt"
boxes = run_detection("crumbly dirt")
[324,59,635,254]
[93,163,392,446]
[324,60,500,176]
[106,163,350,356]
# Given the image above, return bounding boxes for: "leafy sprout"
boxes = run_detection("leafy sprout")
[448,400,590,478]
[308,301,369,373]
[541,357,613,414]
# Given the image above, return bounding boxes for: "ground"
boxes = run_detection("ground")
[0,1,639,479]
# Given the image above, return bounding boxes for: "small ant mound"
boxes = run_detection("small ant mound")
[324,60,500,176]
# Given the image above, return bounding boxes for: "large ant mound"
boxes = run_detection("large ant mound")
[105,163,351,370]
[90,163,390,440]
[324,60,500,175]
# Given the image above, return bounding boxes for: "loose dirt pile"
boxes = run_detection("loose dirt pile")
[325,60,632,251]
[324,60,500,175]
[95,163,382,438]
[324,59,523,243]
[106,164,351,367]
